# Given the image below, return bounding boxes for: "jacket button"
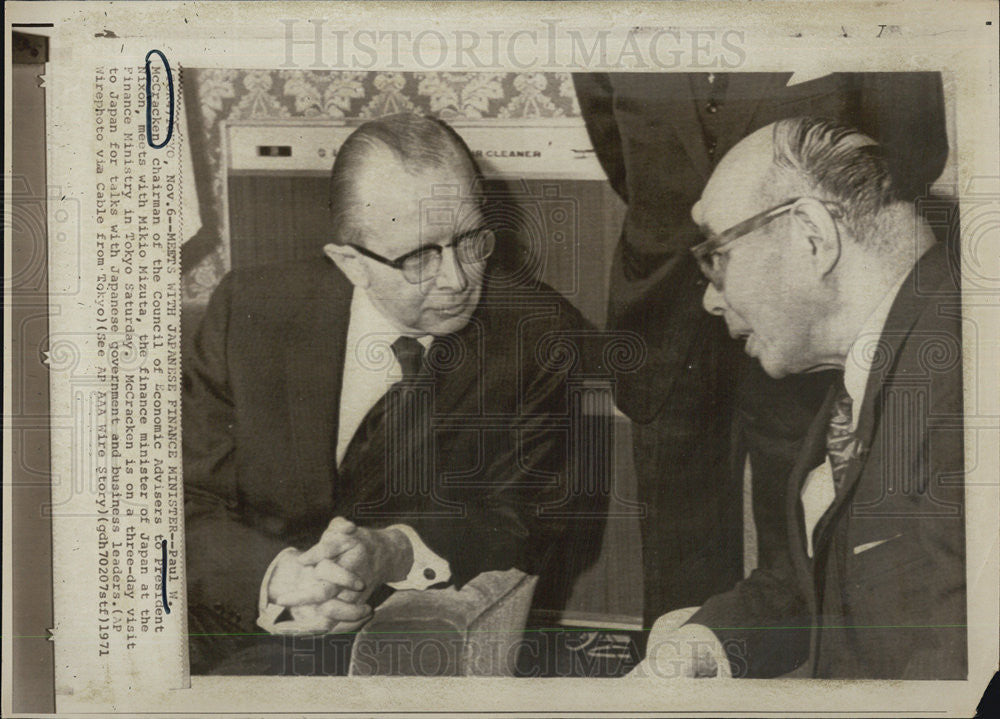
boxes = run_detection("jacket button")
[423,568,436,581]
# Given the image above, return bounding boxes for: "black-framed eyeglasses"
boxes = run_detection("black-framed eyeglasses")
[349,226,497,284]
[690,198,843,289]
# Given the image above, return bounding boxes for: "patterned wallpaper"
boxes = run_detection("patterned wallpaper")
[183,70,582,306]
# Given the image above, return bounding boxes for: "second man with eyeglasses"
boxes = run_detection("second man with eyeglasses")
[183,113,596,675]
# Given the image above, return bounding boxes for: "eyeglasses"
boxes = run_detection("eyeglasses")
[690,198,843,290]
[349,227,496,284]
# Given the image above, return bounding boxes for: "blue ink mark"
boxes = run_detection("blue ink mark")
[144,49,174,149]
[160,539,171,614]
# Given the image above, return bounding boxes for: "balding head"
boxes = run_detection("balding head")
[693,125,776,234]
[329,113,482,247]
[692,117,932,378]
[695,119,894,243]
[322,114,490,337]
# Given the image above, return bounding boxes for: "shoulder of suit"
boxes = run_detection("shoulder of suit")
[221,257,350,302]
[480,279,590,330]
[882,245,962,388]
[899,243,961,324]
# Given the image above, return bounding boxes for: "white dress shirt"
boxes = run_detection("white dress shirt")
[336,290,434,465]
[257,290,451,635]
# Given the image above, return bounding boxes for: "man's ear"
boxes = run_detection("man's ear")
[691,198,704,227]
[791,199,841,277]
[323,243,370,289]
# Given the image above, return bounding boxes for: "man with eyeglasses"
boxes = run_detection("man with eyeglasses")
[633,117,965,679]
[183,114,592,674]
[573,72,950,637]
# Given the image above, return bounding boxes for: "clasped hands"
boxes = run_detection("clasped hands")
[267,517,413,634]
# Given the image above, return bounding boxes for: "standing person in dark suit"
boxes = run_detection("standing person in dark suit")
[635,117,965,679]
[571,72,950,629]
[183,113,592,674]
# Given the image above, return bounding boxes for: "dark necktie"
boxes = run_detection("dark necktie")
[337,336,431,516]
[391,335,425,379]
[826,379,858,492]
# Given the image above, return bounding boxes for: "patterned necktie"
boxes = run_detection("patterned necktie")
[391,336,425,380]
[826,379,857,492]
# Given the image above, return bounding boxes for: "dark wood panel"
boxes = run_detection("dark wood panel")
[534,414,643,626]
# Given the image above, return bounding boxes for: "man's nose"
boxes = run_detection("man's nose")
[434,247,469,292]
[702,282,727,316]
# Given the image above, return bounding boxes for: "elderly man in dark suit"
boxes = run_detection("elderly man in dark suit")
[635,117,965,679]
[183,113,593,674]
[572,72,950,630]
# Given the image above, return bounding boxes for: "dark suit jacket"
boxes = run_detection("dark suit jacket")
[572,72,949,424]
[690,243,966,679]
[183,258,593,635]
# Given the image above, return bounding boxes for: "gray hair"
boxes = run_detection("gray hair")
[770,117,899,251]
[328,113,482,245]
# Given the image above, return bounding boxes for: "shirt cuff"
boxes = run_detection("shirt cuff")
[675,623,732,679]
[257,547,299,635]
[385,523,451,591]
[644,614,732,679]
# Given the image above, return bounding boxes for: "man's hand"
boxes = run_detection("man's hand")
[299,519,414,593]
[284,596,373,634]
[265,517,415,634]
[268,517,367,607]
[629,624,726,679]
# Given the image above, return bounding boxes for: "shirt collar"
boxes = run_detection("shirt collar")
[842,270,909,429]
[350,289,433,349]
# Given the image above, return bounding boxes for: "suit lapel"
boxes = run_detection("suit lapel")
[788,385,836,609]
[339,294,486,513]
[782,382,836,678]
[284,263,352,506]
[854,243,952,453]
[811,244,949,549]
[427,312,484,419]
